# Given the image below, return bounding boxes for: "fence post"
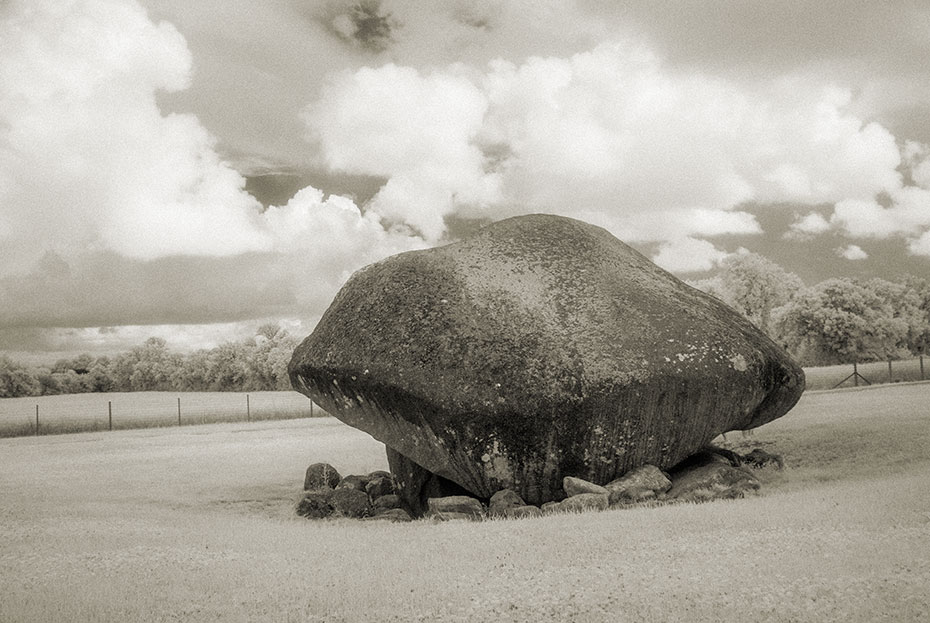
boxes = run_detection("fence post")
[108,401,112,431]
[177,397,181,426]
[35,404,39,436]
[921,355,925,381]
[888,358,893,382]
[246,394,250,422]
[310,399,314,418]
[853,362,859,387]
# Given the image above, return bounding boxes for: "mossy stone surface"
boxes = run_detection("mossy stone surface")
[289,214,804,506]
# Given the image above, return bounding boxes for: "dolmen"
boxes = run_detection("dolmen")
[289,214,804,517]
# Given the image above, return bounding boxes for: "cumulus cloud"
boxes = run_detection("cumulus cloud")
[0,0,423,273]
[0,0,427,346]
[651,237,730,273]
[836,244,868,260]
[787,211,832,238]
[0,0,274,267]
[303,42,917,269]
[305,63,499,239]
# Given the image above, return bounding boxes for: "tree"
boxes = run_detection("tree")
[689,251,803,336]
[125,337,182,391]
[772,278,918,365]
[902,276,930,355]
[0,356,40,397]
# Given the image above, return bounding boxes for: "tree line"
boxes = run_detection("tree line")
[689,253,930,366]
[0,323,298,398]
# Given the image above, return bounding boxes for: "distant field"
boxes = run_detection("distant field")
[1,383,928,622]
[803,356,927,390]
[3,358,926,438]
[0,391,325,438]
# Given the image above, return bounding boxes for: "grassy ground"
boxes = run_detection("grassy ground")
[1,383,929,622]
[0,391,323,437]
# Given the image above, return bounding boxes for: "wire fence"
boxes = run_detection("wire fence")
[0,391,327,438]
[803,355,927,391]
[2,358,926,438]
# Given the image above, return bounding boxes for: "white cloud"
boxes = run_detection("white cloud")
[651,237,729,273]
[0,0,272,266]
[304,42,909,247]
[788,212,832,237]
[0,0,425,282]
[831,191,930,242]
[836,244,868,260]
[304,63,498,240]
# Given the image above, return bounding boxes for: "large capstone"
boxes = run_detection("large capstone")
[288,214,804,510]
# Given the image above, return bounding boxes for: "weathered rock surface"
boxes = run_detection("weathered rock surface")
[386,447,476,516]
[665,452,761,502]
[331,488,371,518]
[372,494,402,512]
[336,474,369,491]
[489,489,526,516]
[605,465,672,505]
[289,214,805,508]
[296,490,334,519]
[304,463,341,491]
[563,476,609,497]
[427,495,485,519]
[365,474,396,501]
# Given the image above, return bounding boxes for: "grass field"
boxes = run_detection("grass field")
[0,391,324,438]
[1,383,929,622]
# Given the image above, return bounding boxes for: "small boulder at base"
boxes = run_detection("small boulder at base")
[560,493,609,513]
[563,476,609,498]
[366,475,396,501]
[289,214,805,506]
[606,465,672,505]
[743,448,785,470]
[331,488,370,518]
[296,491,334,519]
[427,495,484,519]
[489,489,526,516]
[666,452,761,503]
[304,463,341,491]
[336,474,369,491]
[372,494,402,512]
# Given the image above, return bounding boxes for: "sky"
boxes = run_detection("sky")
[2,0,930,360]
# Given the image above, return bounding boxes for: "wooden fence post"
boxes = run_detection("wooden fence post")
[108,401,112,431]
[921,355,925,381]
[177,397,181,426]
[853,362,859,387]
[310,400,314,418]
[35,404,39,436]
[888,359,893,382]
[246,394,250,422]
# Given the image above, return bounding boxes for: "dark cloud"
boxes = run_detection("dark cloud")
[245,170,385,208]
[583,1,930,79]
[323,0,398,53]
[0,252,297,329]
